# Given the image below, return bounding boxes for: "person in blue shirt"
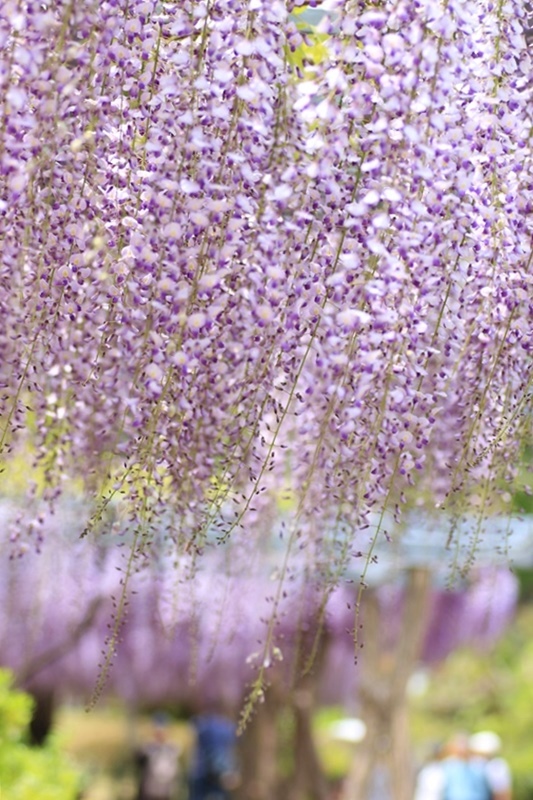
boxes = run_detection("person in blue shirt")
[469,732,512,800]
[188,711,240,800]
[414,733,491,800]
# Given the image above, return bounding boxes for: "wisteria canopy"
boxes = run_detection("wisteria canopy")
[0,0,532,590]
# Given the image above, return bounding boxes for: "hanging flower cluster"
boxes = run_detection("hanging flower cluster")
[0,0,532,572]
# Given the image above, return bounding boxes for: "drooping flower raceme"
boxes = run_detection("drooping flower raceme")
[0,1,531,582]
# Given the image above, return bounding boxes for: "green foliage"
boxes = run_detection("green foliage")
[287,7,332,73]
[0,669,81,800]
[514,567,533,602]
[313,707,359,779]
[512,490,533,515]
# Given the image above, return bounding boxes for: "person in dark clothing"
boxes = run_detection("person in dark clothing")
[188,713,240,800]
[135,714,181,800]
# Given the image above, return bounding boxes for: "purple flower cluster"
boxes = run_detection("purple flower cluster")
[0,1,531,567]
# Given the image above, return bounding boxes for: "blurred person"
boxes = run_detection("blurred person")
[413,741,446,800]
[413,733,491,800]
[469,731,512,800]
[135,712,182,800]
[188,709,240,800]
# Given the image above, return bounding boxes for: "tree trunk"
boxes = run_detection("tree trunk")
[236,689,281,800]
[287,687,329,800]
[237,628,330,800]
[28,687,56,745]
[340,568,432,800]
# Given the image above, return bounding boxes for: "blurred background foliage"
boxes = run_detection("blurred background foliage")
[0,669,81,799]
[35,574,533,800]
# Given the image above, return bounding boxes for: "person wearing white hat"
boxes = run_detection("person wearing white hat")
[469,731,512,800]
